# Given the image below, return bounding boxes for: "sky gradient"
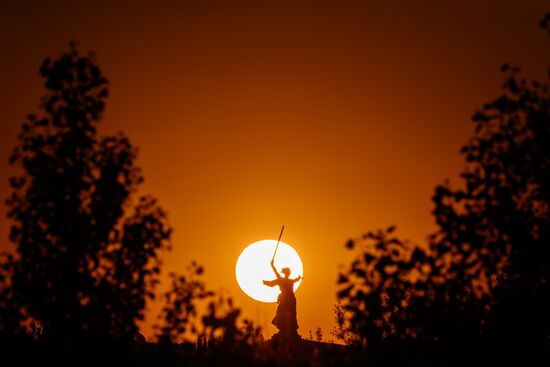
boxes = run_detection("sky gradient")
[1,0,549,340]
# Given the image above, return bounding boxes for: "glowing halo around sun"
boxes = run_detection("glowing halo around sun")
[235,240,303,303]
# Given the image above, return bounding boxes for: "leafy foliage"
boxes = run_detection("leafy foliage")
[337,13,550,359]
[3,44,171,341]
[331,303,359,346]
[155,262,263,350]
[431,58,550,345]
[200,293,263,349]
[155,262,213,343]
[337,228,436,346]
[0,253,24,337]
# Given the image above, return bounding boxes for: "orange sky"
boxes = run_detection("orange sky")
[1,0,549,340]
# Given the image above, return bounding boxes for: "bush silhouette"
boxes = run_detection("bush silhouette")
[155,262,213,343]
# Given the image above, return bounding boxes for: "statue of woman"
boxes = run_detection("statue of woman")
[263,260,301,339]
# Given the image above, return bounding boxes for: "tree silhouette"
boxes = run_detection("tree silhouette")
[337,14,550,362]
[155,262,213,343]
[331,303,359,346]
[155,262,263,351]
[3,44,171,342]
[431,60,550,350]
[0,253,24,338]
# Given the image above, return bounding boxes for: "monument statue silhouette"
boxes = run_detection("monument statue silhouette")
[263,259,301,341]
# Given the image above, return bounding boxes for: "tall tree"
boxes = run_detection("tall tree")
[337,14,550,358]
[431,63,549,346]
[5,44,171,341]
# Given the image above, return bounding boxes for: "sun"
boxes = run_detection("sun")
[235,240,303,303]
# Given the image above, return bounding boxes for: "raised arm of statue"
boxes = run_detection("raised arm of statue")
[270,259,281,279]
